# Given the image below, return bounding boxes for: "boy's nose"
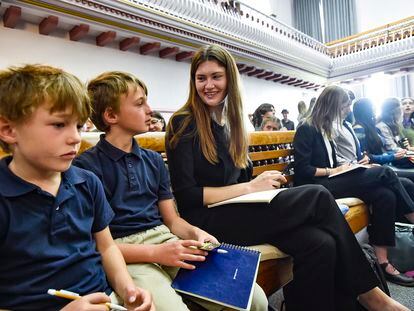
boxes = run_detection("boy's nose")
[68,127,81,144]
[145,102,153,115]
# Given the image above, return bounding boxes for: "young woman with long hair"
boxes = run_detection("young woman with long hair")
[251,103,275,130]
[401,97,414,145]
[166,44,410,311]
[294,86,414,287]
[353,98,414,176]
[377,98,414,154]
[297,100,307,124]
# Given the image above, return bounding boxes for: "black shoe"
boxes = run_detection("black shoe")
[380,262,414,287]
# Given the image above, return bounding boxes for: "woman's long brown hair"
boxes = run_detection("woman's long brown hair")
[167,44,248,168]
[305,85,349,139]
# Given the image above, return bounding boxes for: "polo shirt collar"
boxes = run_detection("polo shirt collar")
[0,156,86,197]
[97,134,142,161]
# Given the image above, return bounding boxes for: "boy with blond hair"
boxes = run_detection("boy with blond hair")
[73,71,268,311]
[0,65,153,311]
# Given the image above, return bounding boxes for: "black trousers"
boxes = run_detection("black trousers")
[199,185,378,311]
[317,166,414,246]
[389,163,414,183]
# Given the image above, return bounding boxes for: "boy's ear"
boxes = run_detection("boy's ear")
[0,116,17,145]
[103,107,119,126]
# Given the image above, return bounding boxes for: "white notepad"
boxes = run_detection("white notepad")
[207,188,286,208]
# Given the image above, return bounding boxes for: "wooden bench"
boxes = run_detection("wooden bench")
[0,131,370,298]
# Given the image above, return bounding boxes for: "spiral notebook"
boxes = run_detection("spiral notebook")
[172,243,261,311]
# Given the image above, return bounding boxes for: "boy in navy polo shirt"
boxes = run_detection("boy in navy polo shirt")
[73,71,267,311]
[0,65,153,311]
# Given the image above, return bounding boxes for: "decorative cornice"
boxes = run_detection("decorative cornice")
[1,0,413,87]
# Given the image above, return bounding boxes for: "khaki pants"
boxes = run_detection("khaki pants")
[115,225,268,311]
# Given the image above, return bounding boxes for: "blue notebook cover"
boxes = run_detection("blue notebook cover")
[172,243,261,310]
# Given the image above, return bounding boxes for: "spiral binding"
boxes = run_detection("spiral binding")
[220,243,261,254]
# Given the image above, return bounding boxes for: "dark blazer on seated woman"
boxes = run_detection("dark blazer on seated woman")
[293,122,338,186]
[293,86,414,288]
[166,116,251,225]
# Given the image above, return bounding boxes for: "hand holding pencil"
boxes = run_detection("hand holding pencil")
[54,289,121,311]
[51,288,154,311]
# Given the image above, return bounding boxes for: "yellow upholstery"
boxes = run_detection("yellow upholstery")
[336,197,369,233]
[248,244,289,261]
[0,148,9,158]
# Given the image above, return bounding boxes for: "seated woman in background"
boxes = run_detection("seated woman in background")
[260,116,284,131]
[149,110,166,132]
[353,98,414,178]
[402,97,414,145]
[251,103,275,130]
[297,100,307,124]
[166,44,410,311]
[377,98,414,166]
[293,85,414,287]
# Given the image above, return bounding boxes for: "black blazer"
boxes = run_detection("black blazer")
[166,116,251,226]
[293,123,338,186]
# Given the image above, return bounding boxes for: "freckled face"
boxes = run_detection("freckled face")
[195,60,228,113]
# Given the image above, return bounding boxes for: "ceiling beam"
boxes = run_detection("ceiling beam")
[69,24,89,41]
[256,71,273,79]
[272,75,290,83]
[176,51,194,62]
[140,42,161,55]
[3,6,21,28]
[265,73,281,81]
[159,47,179,58]
[96,31,116,47]
[239,66,255,74]
[39,16,58,35]
[247,69,264,77]
[119,37,140,51]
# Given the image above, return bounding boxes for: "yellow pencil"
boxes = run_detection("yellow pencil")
[47,289,127,311]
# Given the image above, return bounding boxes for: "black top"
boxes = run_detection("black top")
[293,123,338,186]
[282,119,295,130]
[166,116,251,226]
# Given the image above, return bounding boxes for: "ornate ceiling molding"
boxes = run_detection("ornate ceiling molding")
[1,0,413,89]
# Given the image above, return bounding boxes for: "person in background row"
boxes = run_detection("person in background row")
[294,85,414,287]
[166,44,410,311]
[82,118,98,132]
[149,111,166,132]
[298,97,316,127]
[307,97,316,115]
[344,90,356,125]
[377,98,414,156]
[251,103,275,130]
[297,100,307,124]
[281,109,295,130]
[353,98,414,177]
[401,97,414,146]
[260,116,284,131]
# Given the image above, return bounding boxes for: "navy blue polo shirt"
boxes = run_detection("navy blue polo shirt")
[0,157,114,311]
[73,135,172,239]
